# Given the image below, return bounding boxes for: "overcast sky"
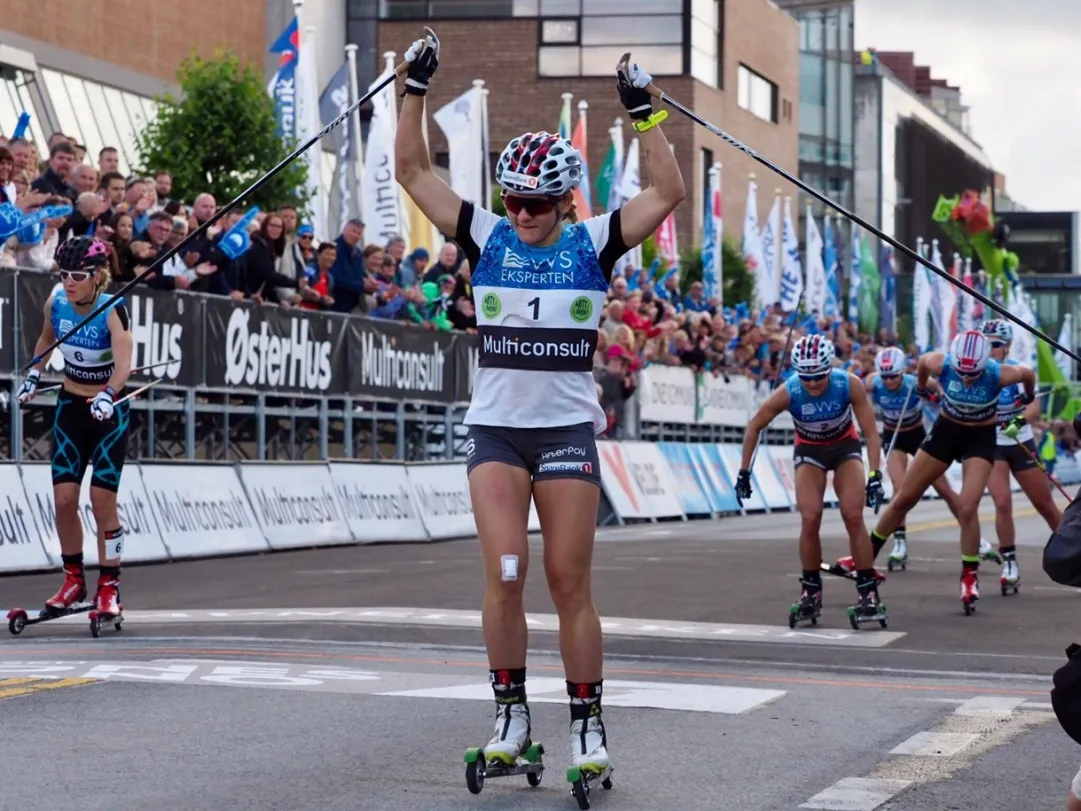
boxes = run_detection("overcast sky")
[855,0,1080,212]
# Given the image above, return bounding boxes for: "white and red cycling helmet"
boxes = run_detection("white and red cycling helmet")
[950,330,992,376]
[496,131,583,197]
[791,334,835,376]
[874,346,905,377]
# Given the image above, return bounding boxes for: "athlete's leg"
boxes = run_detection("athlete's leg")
[533,478,601,684]
[930,474,963,518]
[46,392,91,611]
[1015,465,1064,532]
[987,460,1015,549]
[958,456,994,607]
[793,460,828,617]
[886,449,910,564]
[871,449,949,559]
[88,401,129,616]
[469,457,535,764]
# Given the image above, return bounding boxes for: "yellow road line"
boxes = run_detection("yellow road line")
[0,677,99,700]
[907,507,1037,535]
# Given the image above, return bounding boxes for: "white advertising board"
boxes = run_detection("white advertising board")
[19,462,169,566]
[405,463,478,540]
[696,374,751,428]
[238,462,354,550]
[597,440,653,520]
[636,365,697,424]
[139,464,267,558]
[618,441,686,519]
[329,462,428,543]
[0,464,53,572]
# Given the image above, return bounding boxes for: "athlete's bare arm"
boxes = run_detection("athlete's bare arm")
[395,93,463,236]
[27,293,57,375]
[619,124,685,249]
[917,352,945,393]
[863,371,878,395]
[850,375,882,471]
[740,385,791,470]
[105,307,133,394]
[1000,363,1036,401]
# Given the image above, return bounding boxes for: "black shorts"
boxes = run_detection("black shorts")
[465,423,602,486]
[793,437,864,472]
[51,388,131,493]
[995,438,1040,473]
[882,425,926,457]
[920,418,996,465]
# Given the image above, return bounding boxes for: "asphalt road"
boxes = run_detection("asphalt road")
[2,494,1079,811]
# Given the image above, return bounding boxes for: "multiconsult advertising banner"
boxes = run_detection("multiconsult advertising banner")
[204,297,350,396]
[346,317,458,404]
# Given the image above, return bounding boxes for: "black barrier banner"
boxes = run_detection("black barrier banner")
[0,269,15,376]
[452,332,478,403]
[347,317,457,403]
[204,296,350,395]
[16,273,202,386]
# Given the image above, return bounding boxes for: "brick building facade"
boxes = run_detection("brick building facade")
[377,0,799,252]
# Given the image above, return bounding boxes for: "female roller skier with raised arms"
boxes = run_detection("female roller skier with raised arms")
[393,29,685,799]
[867,329,1034,613]
[736,334,887,629]
[980,318,1062,594]
[17,235,133,629]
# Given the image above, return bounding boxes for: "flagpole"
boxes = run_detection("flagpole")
[345,43,364,203]
[473,79,490,210]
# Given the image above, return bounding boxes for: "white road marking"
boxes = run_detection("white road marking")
[954,695,1027,716]
[889,731,979,757]
[8,608,906,648]
[799,777,912,810]
[376,676,787,715]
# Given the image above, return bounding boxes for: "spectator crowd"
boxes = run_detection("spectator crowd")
[0,131,477,333]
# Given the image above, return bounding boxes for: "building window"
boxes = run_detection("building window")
[541,18,579,42]
[379,0,539,17]
[538,9,683,78]
[781,98,793,123]
[798,52,824,137]
[0,69,51,154]
[839,60,853,168]
[690,0,719,88]
[581,0,673,13]
[800,10,824,52]
[737,64,777,124]
[541,0,580,13]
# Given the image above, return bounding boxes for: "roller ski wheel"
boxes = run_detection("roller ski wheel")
[88,605,124,639]
[1000,580,1020,596]
[6,603,94,636]
[846,601,889,631]
[463,742,544,795]
[886,556,907,572]
[962,597,977,616]
[788,594,821,629]
[567,764,613,810]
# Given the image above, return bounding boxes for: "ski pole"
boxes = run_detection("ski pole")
[877,381,917,514]
[1004,422,1072,501]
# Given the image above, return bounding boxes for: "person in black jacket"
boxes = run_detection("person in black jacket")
[30,141,77,203]
[244,212,301,306]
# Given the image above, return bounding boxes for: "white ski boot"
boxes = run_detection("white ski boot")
[887,533,908,572]
[979,537,1003,565]
[483,703,532,766]
[1000,554,1020,596]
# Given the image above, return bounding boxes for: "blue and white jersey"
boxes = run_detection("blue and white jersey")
[995,358,1033,444]
[49,289,121,385]
[785,369,857,444]
[457,202,628,432]
[871,373,922,431]
[939,354,1003,424]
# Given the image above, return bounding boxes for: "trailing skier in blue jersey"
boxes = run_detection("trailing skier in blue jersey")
[866,330,1035,614]
[737,335,887,630]
[860,346,994,572]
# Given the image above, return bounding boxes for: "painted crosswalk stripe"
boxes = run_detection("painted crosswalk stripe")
[377,676,786,715]
[889,731,979,757]
[798,777,912,810]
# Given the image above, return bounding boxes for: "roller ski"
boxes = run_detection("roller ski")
[887,532,908,572]
[788,577,823,628]
[465,702,544,794]
[88,575,124,638]
[6,563,107,637]
[1000,553,1020,596]
[979,538,1002,565]
[960,568,980,615]
[567,715,613,810]
[846,580,889,630]
[824,557,886,584]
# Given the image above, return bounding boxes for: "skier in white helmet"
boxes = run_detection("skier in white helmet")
[393,28,685,790]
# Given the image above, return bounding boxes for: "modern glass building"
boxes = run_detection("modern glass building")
[774,0,854,219]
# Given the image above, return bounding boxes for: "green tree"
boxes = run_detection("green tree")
[676,239,754,304]
[135,51,310,213]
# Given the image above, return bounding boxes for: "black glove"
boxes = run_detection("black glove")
[1019,388,1035,406]
[403,28,439,96]
[866,469,884,510]
[616,59,653,121]
[916,387,938,405]
[735,469,752,507]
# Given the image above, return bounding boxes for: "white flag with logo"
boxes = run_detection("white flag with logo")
[912,238,934,350]
[760,192,781,306]
[433,85,484,209]
[803,201,827,316]
[742,179,766,310]
[929,240,955,352]
[362,64,402,243]
[779,197,803,312]
[295,28,327,240]
[1056,313,1075,380]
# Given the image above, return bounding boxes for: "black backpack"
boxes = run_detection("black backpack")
[1043,488,1081,586]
